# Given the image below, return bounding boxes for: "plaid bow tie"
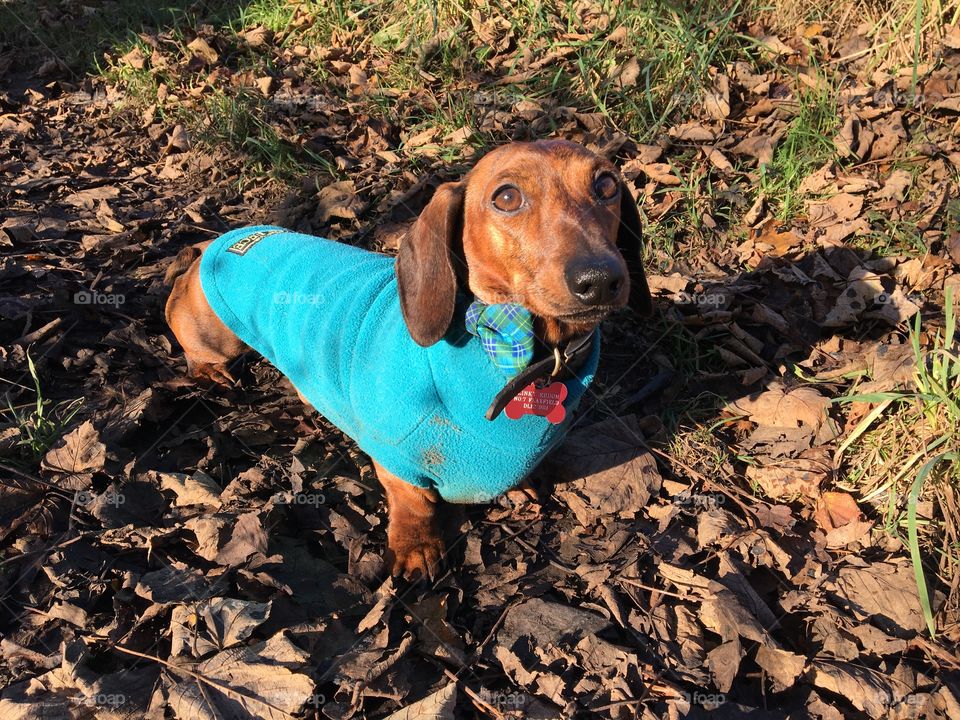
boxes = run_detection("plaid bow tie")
[465,301,535,377]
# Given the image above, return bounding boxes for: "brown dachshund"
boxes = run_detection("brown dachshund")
[165,139,651,579]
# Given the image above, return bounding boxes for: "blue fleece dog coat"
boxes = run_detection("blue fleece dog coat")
[199,226,599,503]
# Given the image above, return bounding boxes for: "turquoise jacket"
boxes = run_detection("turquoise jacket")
[199,226,599,503]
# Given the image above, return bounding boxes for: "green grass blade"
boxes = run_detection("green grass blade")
[834,392,907,404]
[907,450,957,639]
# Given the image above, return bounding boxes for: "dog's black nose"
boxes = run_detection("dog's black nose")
[565,258,625,306]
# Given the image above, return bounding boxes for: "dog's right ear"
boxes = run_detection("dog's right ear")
[617,182,654,317]
[396,181,465,346]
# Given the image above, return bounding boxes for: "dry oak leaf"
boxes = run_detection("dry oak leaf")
[216,512,269,567]
[43,420,105,474]
[641,162,682,186]
[167,634,315,720]
[240,26,273,48]
[755,645,806,691]
[704,74,731,120]
[945,24,960,49]
[160,470,224,509]
[62,185,120,209]
[798,163,836,195]
[814,491,861,531]
[756,35,796,58]
[823,518,875,548]
[807,193,864,227]
[808,661,895,716]
[834,115,874,160]
[745,448,833,500]
[186,36,219,64]
[185,516,228,561]
[548,415,662,527]
[824,266,920,327]
[871,169,912,202]
[120,46,147,69]
[315,180,361,222]
[164,124,192,155]
[933,95,960,113]
[348,64,369,96]
[645,273,689,296]
[829,560,928,636]
[731,132,780,165]
[728,383,832,437]
[135,563,226,605]
[707,639,742,693]
[384,683,457,720]
[705,147,734,173]
[493,598,609,700]
[701,589,772,645]
[668,121,718,142]
[869,112,907,160]
[202,598,272,650]
[610,56,640,90]
[755,220,802,257]
[815,491,874,547]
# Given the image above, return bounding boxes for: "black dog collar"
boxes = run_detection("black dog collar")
[485,331,595,421]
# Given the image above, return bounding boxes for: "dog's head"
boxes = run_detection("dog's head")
[396,139,652,347]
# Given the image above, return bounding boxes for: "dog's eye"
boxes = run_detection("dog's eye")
[492,185,523,212]
[594,173,619,201]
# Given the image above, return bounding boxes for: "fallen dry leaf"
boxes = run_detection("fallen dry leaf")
[641,162,682,186]
[383,683,457,719]
[728,383,834,443]
[548,415,663,526]
[186,36,219,65]
[42,421,105,475]
[731,132,779,165]
[159,470,224,509]
[167,634,316,720]
[829,560,928,637]
[808,660,895,716]
[807,193,864,227]
[814,491,861,531]
[165,124,192,154]
[704,74,731,120]
[755,645,806,690]
[316,180,361,222]
[745,448,833,500]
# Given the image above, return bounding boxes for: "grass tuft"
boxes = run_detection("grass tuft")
[758,71,839,220]
[839,288,960,634]
[2,354,83,462]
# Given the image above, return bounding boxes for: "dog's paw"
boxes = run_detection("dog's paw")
[188,361,237,387]
[387,530,444,581]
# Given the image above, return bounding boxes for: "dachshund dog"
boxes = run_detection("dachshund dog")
[164,139,651,579]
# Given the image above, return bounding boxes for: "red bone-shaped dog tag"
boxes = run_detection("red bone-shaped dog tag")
[504,382,568,424]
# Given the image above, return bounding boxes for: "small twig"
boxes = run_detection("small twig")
[440,668,505,719]
[512,536,578,575]
[619,369,675,409]
[0,531,92,569]
[14,317,63,347]
[618,576,700,600]
[589,683,682,712]
[475,603,512,656]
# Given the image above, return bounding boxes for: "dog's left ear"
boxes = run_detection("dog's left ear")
[396,181,465,346]
[617,182,654,316]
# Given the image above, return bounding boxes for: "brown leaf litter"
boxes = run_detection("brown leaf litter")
[2,8,960,720]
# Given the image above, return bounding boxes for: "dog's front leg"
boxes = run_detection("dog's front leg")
[373,461,444,580]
